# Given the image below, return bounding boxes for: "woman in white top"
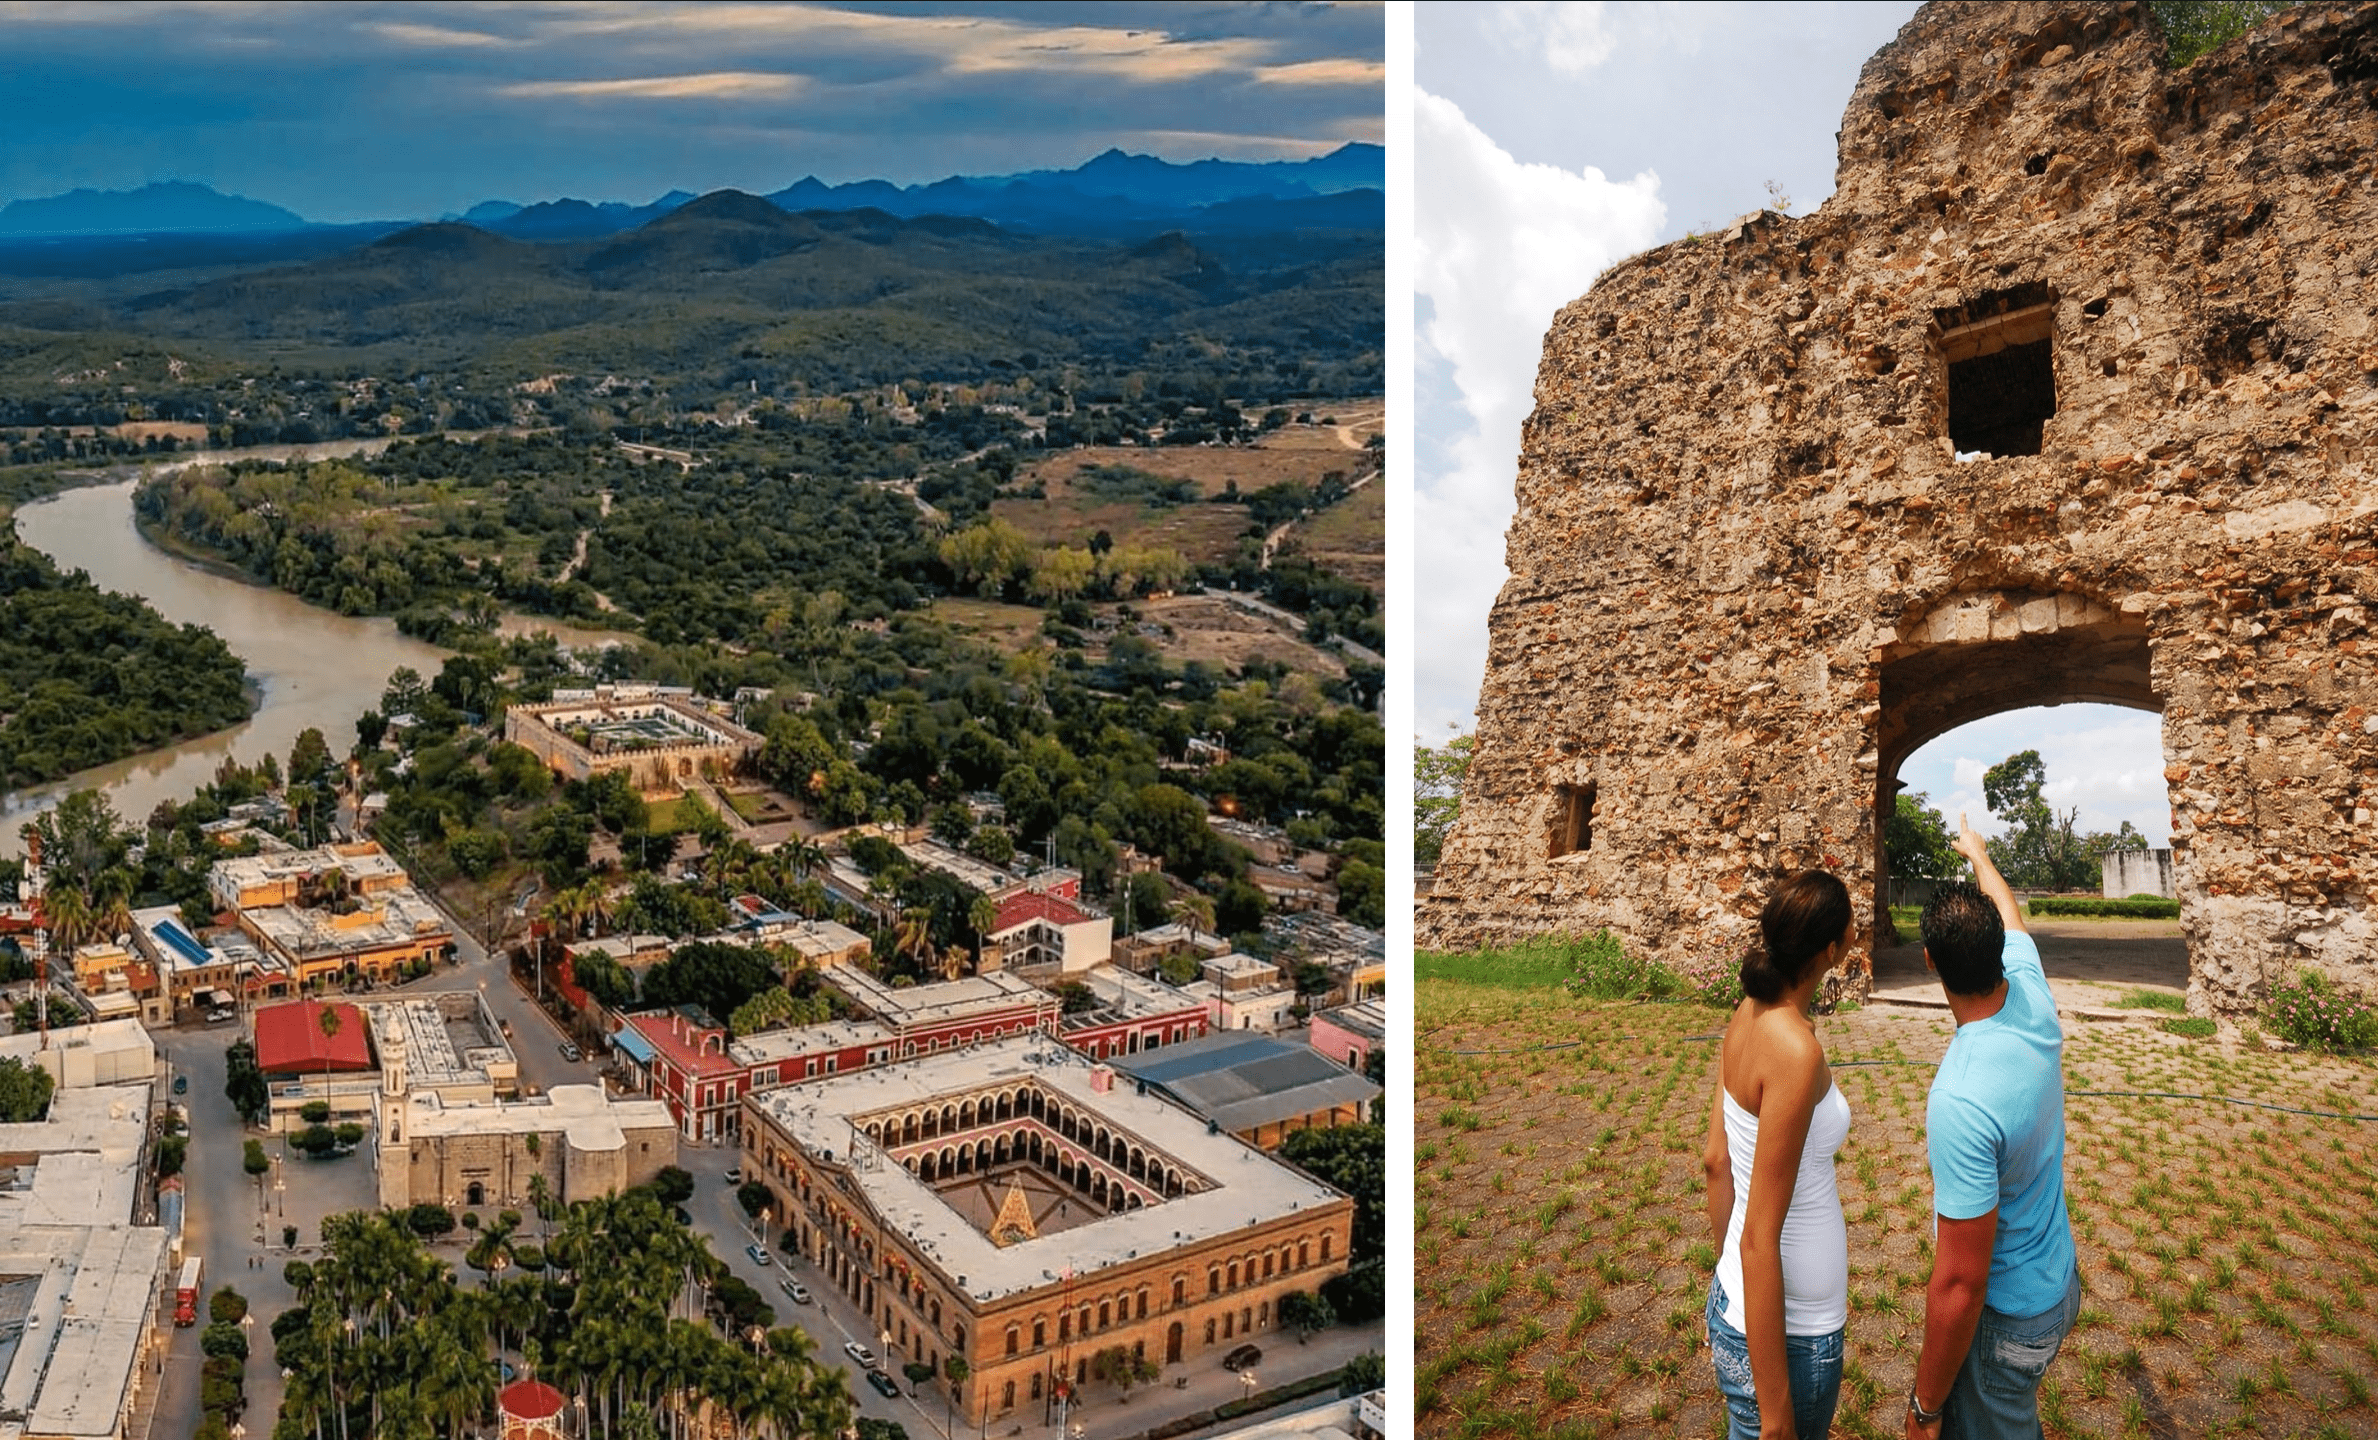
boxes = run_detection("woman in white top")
[1701,870,1855,1440]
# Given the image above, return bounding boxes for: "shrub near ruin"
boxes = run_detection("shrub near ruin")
[2265,970,2378,1052]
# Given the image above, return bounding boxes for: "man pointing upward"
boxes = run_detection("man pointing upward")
[1904,816,2080,1438]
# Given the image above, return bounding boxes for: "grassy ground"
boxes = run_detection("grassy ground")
[1417,973,2378,1439]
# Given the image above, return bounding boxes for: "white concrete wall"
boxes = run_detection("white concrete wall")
[2102,849,2175,899]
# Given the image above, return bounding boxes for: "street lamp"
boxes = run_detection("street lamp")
[755,1206,771,1248]
[1239,1371,1258,1406]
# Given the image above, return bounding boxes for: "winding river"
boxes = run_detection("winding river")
[2,478,452,857]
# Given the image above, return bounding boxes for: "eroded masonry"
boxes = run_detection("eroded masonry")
[1419,0,2378,1013]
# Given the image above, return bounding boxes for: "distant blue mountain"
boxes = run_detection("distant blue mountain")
[0,181,308,236]
[760,143,1383,235]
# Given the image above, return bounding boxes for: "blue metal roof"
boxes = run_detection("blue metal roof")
[609,1027,658,1065]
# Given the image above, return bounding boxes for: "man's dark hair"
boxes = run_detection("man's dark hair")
[1920,883,2005,996]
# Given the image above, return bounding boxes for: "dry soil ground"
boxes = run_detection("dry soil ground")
[1417,961,2378,1440]
[927,592,1347,679]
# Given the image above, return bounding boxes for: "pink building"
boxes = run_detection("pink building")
[1308,999,1385,1073]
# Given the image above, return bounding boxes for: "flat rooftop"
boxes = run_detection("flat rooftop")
[1313,999,1386,1043]
[828,969,1054,1032]
[1058,967,1206,1031]
[131,904,277,978]
[748,1037,1345,1305]
[244,886,451,960]
[1115,1032,1382,1135]
[897,841,1021,896]
[730,1019,892,1068]
[0,1223,166,1439]
[360,994,515,1090]
[397,1083,672,1151]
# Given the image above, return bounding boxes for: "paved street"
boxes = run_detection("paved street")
[144,882,1376,1440]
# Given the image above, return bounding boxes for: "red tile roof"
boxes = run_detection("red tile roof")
[992,890,1088,934]
[254,1000,373,1074]
[622,1009,743,1077]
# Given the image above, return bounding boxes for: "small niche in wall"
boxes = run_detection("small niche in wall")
[1549,782,1596,859]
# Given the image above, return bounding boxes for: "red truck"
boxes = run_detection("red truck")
[173,1257,202,1327]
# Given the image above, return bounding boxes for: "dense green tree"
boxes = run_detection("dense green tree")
[1279,1123,1384,1263]
[1887,791,1965,882]
[0,1058,53,1123]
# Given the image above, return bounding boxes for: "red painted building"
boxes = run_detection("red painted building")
[615,1007,895,1142]
[1057,966,1211,1061]
[825,967,1059,1057]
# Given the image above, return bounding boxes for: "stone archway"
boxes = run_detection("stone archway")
[1875,588,2162,934]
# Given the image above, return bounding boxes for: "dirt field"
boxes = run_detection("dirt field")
[928,597,1050,654]
[1417,970,2378,1440]
[1290,480,1384,592]
[929,592,1346,679]
[1259,399,1386,453]
[1134,592,1346,677]
[996,427,1379,565]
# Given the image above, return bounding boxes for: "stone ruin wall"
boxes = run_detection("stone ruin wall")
[1418,0,2378,1014]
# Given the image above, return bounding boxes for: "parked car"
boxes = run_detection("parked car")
[745,1243,772,1267]
[866,1369,901,1398]
[779,1278,811,1304]
[171,1075,188,1095]
[559,1041,583,1062]
[844,1340,876,1367]
[724,1167,743,1185]
[1222,1344,1263,1372]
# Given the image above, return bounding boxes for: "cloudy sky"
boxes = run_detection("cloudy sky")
[0,1,1383,221]
[1412,0,2171,845]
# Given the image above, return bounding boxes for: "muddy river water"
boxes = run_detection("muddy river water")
[2,479,452,857]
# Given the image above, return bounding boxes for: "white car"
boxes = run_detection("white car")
[779,1278,812,1304]
[844,1340,876,1368]
[745,1243,772,1267]
[724,1167,744,1185]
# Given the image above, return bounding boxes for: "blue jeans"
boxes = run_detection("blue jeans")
[1943,1266,2082,1440]
[1706,1278,1844,1440]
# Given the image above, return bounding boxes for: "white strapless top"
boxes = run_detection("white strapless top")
[1714,1080,1851,1335]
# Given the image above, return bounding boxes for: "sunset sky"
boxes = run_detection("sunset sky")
[0,1,1383,220]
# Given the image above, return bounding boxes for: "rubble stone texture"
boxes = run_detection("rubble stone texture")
[1418,0,2378,1014]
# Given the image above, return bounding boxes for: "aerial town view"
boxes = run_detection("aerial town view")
[0,6,1385,1440]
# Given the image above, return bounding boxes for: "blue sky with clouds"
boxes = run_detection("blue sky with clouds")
[0,2,1382,221]
[1412,0,2172,845]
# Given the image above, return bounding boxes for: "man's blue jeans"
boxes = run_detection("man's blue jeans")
[1943,1266,2083,1440]
[1705,1278,1844,1440]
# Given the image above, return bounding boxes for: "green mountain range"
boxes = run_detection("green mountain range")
[11,189,1378,389]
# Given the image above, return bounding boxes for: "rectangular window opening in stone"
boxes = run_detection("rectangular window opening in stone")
[1938,299,2056,458]
[1549,782,1595,859]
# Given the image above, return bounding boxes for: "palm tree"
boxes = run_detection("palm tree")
[90,869,136,945]
[892,908,934,975]
[780,838,827,882]
[1175,892,1217,944]
[38,883,91,954]
[969,893,1001,972]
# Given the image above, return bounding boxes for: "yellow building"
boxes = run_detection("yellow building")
[208,844,454,987]
[741,1038,1352,1428]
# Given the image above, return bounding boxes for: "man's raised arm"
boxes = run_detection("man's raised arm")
[1952,813,2025,935]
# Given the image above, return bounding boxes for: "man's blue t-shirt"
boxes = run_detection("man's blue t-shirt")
[1926,928,2077,1318]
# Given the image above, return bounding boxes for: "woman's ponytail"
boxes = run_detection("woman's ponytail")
[1738,943,1789,1003]
[1739,870,1853,1002]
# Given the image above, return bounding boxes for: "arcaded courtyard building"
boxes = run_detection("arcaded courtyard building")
[503,684,762,795]
[741,1037,1353,1426]
[1420,1,2378,1014]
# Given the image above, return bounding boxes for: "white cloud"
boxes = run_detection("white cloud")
[1412,86,1665,735]
[1487,1,1614,74]
[1901,705,2171,845]
[364,20,517,49]
[499,71,805,101]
